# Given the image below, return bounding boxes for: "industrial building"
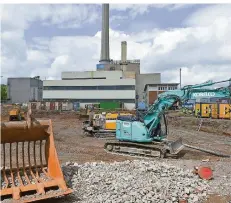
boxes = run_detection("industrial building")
[97,41,162,102]
[42,4,170,110]
[144,83,179,105]
[7,77,43,103]
[43,71,136,110]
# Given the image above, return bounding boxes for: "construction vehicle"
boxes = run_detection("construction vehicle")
[82,112,132,138]
[104,79,231,158]
[9,105,26,121]
[1,103,72,202]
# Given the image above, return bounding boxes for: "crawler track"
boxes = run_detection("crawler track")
[94,132,116,138]
[104,141,178,159]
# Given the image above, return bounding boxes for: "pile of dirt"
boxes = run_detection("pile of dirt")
[167,114,231,136]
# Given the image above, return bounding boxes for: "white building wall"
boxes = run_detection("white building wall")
[61,71,123,80]
[43,90,135,100]
[43,78,135,86]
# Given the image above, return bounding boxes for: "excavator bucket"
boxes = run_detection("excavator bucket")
[0,117,73,202]
[167,138,185,155]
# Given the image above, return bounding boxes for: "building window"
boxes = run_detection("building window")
[43,99,136,103]
[43,85,135,91]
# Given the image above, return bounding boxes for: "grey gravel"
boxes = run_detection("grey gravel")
[162,159,231,196]
[62,160,210,203]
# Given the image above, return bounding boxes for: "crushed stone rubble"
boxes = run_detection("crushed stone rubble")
[62,160,209,203]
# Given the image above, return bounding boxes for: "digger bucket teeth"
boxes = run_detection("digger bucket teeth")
[167,138,185,155]
[0,120,73,202]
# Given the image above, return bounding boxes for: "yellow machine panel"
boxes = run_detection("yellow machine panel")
[201,103,210,118]
[105,113,118,130]
[195,103,201,116]
[219,104,231,119]
[211,103,219,119]
[105,113,132,130]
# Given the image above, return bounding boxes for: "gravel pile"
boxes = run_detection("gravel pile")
[62,160,209,203]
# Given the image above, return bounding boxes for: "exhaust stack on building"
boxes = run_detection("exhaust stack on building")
[121,41,127,63]
[99,4,110,64]
[121,41,128,71]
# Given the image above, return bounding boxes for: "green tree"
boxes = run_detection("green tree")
[1,85,7,101]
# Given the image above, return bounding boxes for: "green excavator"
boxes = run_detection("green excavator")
[104,79,231,158]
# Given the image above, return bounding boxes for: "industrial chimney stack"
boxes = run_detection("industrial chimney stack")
[121,41,127,63]
[99,4,110,64]
[121,41,128,71]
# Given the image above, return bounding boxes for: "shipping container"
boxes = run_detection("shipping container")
[201,103,211,118]
[194,103,201,117]
[31,102,37,110]
[50,102,55,111]
[73,102,80,111]
[68,102,73,111]
[58,102,62,110]
[36,102,41,110]
[62,102,68,111]
[45,102,50,111]
[211,103,219,119]
[54,102,59,110]
[100,101,121,110]
[219,104,231,119]
[40,102,46,110]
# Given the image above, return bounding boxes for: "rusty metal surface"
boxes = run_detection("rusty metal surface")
[1,104,73,201]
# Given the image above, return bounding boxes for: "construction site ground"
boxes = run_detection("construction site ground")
[1,109,231,203]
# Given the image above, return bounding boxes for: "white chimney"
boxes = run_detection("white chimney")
[121,41,127,71]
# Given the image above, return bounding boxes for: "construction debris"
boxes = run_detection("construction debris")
[62,160,209,203]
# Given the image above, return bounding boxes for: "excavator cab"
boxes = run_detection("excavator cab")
[1,104,72,202]
[150,113,168,141]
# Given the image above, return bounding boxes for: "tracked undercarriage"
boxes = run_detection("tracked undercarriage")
[104,138,231,159]
[82,127,116,138]
[104,138,185,159]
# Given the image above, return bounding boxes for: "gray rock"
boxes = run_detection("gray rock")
[60,160,209,203]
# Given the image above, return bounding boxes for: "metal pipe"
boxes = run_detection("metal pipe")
[184,144,231,157]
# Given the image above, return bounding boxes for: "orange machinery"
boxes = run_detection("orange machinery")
[1,104,72,202]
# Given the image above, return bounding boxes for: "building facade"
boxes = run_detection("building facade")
[136,73,161,102]
[96,60,162,103]
[144,83,179,105]
[7,77,43,103]
[96,59,140,75]
[43,71,136,110]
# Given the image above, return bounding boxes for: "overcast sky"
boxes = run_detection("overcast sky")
[1,4,231,86]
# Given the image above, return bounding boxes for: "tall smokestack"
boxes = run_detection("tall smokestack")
[99,4,110,64]
[121,41,127,63]
[121,41,128,71]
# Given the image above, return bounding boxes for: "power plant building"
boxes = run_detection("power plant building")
[41,4,176,110]
[43,71,136,110]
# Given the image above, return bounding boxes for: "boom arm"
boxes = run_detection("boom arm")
[143,79,231,135]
